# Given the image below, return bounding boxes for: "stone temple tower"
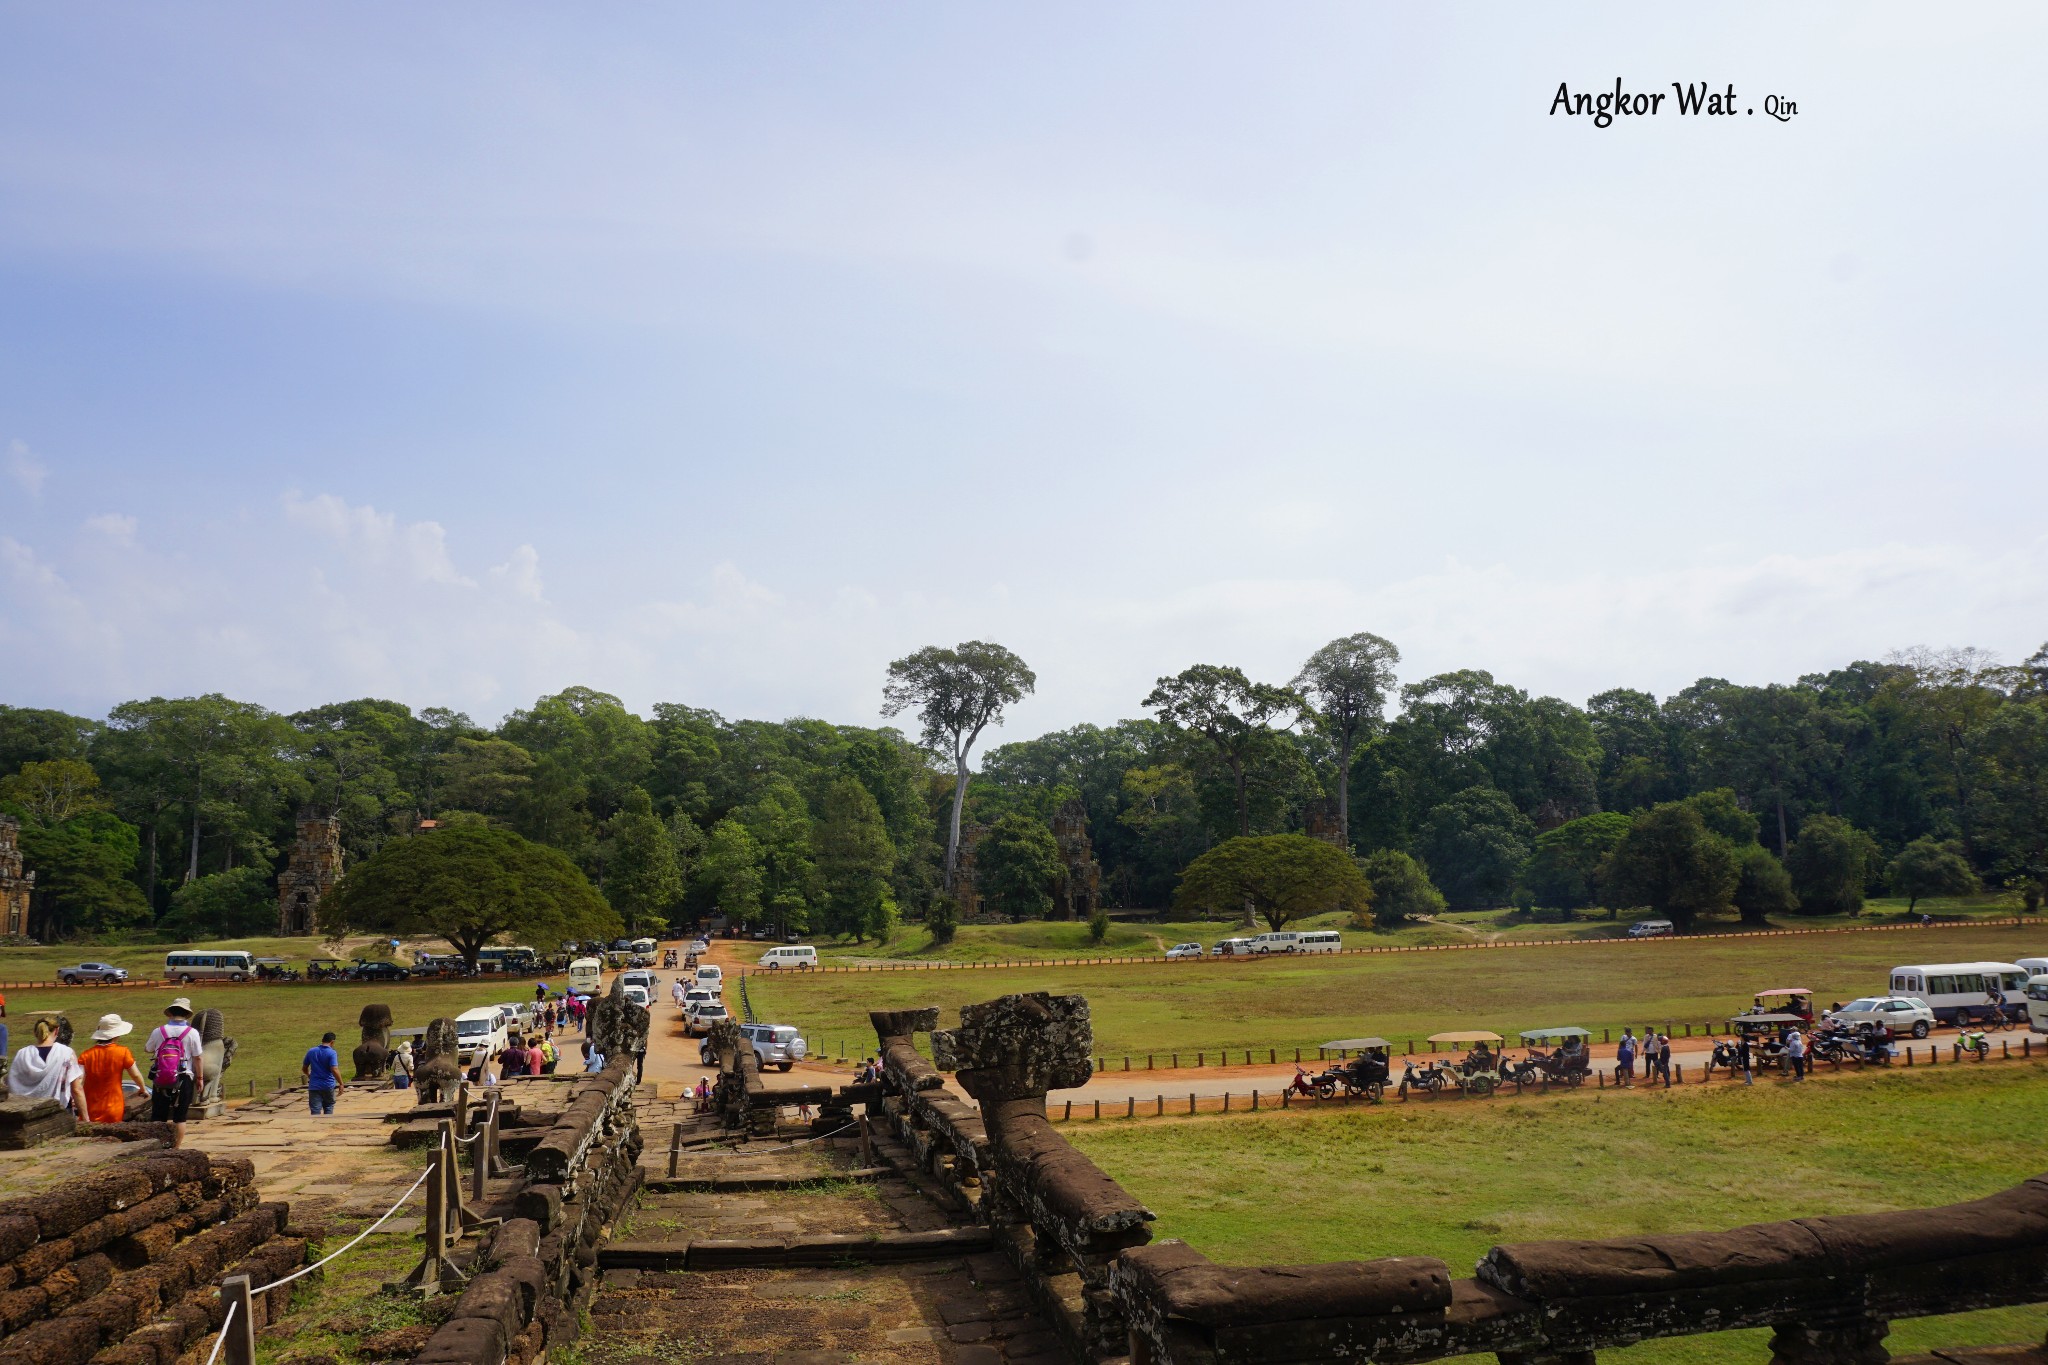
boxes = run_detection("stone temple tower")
[0,815,34,939]
[277,809,342,935]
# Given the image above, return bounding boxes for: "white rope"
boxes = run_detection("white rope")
[251,1163,435,1293]
[698,1122,856,1155]
[454,1128,484,1144]
[202,1299,238,1365]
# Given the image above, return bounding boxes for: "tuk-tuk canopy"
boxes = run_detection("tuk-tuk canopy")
[1756,988,1812,997]
[1321,1037,1393,1052]
[1519,1026,1591,1040]
[1730,1012,1807,1025]
[1428,1031,1503,1045]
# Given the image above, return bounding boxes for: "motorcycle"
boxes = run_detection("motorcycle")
[1399,1059,1447,1096]
[1954,1028,1991,1061]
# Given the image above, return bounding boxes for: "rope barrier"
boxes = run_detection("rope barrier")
[251,1164,435,1294]
[695,1122,858,1156]
[201,1299,238,1365]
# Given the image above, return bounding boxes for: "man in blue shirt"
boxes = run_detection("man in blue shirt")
[302,1031,344,1115]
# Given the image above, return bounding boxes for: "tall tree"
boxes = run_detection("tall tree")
[737,778,816,936]
[1357,848,1444,928]
[1292,632,1400,849]
[974,814,1063,921]
[0,706,100,778]
[13,811,154,938]
[1143,665,1299,837]
[1602,801,1740,931]
[813,777,896,941]
[1885,837,1980,913]
[881,641,1036,891]
[604,789,686,933]
[0,759,109,825]
[323,824,619,967]
[1419,786,1533,910]
[1784,813,1879,916]
[1519,811,1631,911]
[698,820,764,925]
[1176,834,1372,931]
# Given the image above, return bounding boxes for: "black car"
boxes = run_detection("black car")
[350,960,412,982]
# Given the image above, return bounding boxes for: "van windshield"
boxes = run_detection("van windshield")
[457,1020,490,1035]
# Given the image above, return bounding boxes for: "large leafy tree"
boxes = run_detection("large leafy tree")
[0,759,110,825]
[813,777,896,941]
[1357,848,1443,929]
[882,641,1036,891]
[737,778,816,936]
[1292,633,1400,849]
[698,820,764,925]
[1419,786,1532,910]
[1587,688,1674,813]
[1602,801,1739,931]
[1176,834,1371,931]
[1732,844,1799,925]
[13,811,153,938]
[973,813,1063,921]
[1784,813,1879,916]
[604,789,686,933]
[1885,837,1980,913]
[1143,665,1299,838]
[0,705,100,779]
[162,866,275,939]
[322,824,618,967]
[1519,811,1631,911]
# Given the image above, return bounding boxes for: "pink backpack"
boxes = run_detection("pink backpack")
[153,1023,191,1088]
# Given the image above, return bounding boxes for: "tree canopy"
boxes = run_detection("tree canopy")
[882,641,1034,891]
[1176,834,1371,931]
[322,823,619,966]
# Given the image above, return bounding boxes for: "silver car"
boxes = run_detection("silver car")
[59,962,129,984]
[1828,996,1935,1039]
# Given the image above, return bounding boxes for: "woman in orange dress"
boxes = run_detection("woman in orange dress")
[78,1014,146,1124]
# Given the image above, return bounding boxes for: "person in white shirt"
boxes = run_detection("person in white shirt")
[143,998,205,1147]
[6,1017,87,1114]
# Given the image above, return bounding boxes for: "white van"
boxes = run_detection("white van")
[2025,974,2048,1035]
[1628,919,1676,938]
[567,956,603,995]
[695,964,724,994]
[1295,931,1341,954]
[630,937,659,956]
[760,945,818,971]
[1887,962,2030,1024]
[1250,931,1302,954]
[164,951,255,982]
[1214,937,1255,957]
[454,1007,508,1066]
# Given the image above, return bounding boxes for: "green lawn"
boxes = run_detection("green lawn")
[744,922,2048,1059]
[0,934,428,983]
[1066,1063,2048,1365]
[716,892,2033,968]
[1,978,535,1096]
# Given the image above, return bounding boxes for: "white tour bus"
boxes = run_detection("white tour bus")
[567,957,604,995]
[164,950,255,983]
[759,944,818,970]
[1250,931,1302,954]
[1886,961,2030,1024]
[629,937,659,956]
[477,945,537,973]
[1294,931,1342,954]
[2025,974,2048,1035]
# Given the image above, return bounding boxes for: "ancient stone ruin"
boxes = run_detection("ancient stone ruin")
[274,808,342,936]
[1051,797,1103,921]
[353,1003,393,1081]
[413,1017,462,1103]
[587,980,648,1077]
[0,816,31,940]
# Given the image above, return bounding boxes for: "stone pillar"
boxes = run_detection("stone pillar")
[1767,1319,1889,1365]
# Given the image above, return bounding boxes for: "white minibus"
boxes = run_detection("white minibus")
[760,945,818,970]
[567,957,603,995]
[1294,931,1342,954]
[630,937,659,956]
[2026,975,2048,1035]
[478,945,537,973]
[1250,931,1302,954]
[164,950,255,983]
[1887,961,2029,1024]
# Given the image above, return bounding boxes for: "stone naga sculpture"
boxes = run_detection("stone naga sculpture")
[194,1008,237,1118]
[413,1017,462,1103]
[588,979,649,1077]
[353,1003,393,1080]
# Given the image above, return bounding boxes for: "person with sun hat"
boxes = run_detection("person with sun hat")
[78,1014,146,1124]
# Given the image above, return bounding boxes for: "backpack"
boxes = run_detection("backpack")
[153,1024,191,1088]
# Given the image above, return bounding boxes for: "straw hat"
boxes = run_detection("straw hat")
[92,1013,134,1042]
[165,997,193,1017]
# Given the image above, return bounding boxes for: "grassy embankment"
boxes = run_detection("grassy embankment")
[1066,1063,2047,1365]
[718,893,2030,967]
[744,922,2048,1059]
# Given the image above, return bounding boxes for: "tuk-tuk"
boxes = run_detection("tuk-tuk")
[1516,1027,1592,1086]
[1406,1031,1507,1096]
[1316,1037,1393,1099]
[1725,1011,1806,1073]
[253,957,298,981]
[306,957,351,981]
[1748,988,1814,1023]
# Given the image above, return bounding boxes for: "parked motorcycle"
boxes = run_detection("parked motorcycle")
[1954,1028,1991,1060]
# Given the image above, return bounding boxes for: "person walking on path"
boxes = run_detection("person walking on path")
[145,999,204,1147]
[1653,1033,1673,1085]
[392,1039,415,1090]
[8,1017,87,1115]
[302,1032,344,1115]
[79,1014,145,1123]
[1736,1032,1754,1085]
[500,1035,530,1079]
[1615,1029,1637,1088]
[1785,1026,1807,1081]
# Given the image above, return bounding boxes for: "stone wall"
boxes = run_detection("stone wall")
[0,1151,306,1365]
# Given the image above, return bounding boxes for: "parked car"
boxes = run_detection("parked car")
[695,964,725,994]
[621,984,651,1010]
[702,1023,807,1071]
[1827,996,1936,1039]
[1213,938,1255,956]
[1165,943,1205,960]
[620,968,657,993]
[685,998,730,1035]
[58,962,130,985]
[350,960,411,982]
[759,945,817,970]
[682,987,716,1016]
[1628,919,1676,938]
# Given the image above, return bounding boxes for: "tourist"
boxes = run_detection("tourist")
[582,1042,605,1074]
[1615,1029,1637,1088]
[500,1035,530,1079]
[694,1075,711,1112]
[8,1017,87,1115]
[538,1035,559,1074]
[79,1014,145,1123]
[302,1031,343,1115]
[671,979,686,1009]
[535,980,549,1004]
[1784,1026,1807,1081]
[392,1039,415,1090]
[145,999,204,1148]
[1735,1032,1753,1085]
[524,1035,546,1076]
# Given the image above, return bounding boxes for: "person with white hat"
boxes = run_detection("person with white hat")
[144,998,205,1147]
[78,1014,145,1124]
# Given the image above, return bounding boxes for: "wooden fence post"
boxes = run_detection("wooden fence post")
[667,1122,683,1178]
[221,1275,257,1365]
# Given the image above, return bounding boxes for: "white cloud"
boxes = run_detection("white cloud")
[6,440,48,496]
[83,513,137,544]
[282,492,475,588]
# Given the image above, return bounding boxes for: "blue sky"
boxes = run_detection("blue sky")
[2,5,2044,737]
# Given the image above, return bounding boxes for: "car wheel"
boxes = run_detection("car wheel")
[180,975,194,985]
[231,973,246,982]
[61,974,77,985]
[778,1062,793,1072]
[1912,1021,1929,1038]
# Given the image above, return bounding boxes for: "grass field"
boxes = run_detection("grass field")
[744,922,2048,1058]
[1066,1063,2048,1365]
[0,934,426,982]
[0,978,534,1096]
[715,893,2031,967]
